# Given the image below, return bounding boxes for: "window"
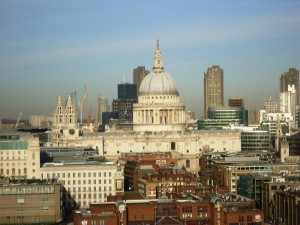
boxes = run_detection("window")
[239,216,244,222]
[186,159,190,168]
[171,142,176,150]
[247,215,252,222]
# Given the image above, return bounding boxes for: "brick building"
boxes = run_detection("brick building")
[138,171,197,199]
[120,152,178,191]
[73,193,264,225]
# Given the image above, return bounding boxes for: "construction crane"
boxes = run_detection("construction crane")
[78,85,88,124]
[15,112,23,128]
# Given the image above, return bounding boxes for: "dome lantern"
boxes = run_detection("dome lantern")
[153,39,164,73]
[139,41,179,95]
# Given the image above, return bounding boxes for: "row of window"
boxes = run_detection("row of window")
[75,192,112,199]
[1,162,27,166]
[1,156,27,160]
[141,95,178,100]
[0,168,28,176]
[68,186,113,192]
[181,205,209,218]
[45,171,112,179]
[62,179,113,186]
[0,187,54,195]
[0,150,26,155]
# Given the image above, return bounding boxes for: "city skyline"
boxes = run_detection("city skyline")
[0,0,300,119]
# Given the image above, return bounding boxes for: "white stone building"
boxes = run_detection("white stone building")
[49,41,242,174]
[280,84,297,128]
[40,162,124,209]
[0,132,40,179]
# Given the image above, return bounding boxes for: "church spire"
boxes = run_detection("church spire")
[153,39,164,73]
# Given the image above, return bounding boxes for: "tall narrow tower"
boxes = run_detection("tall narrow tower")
[133,66,150,94]
[204,65,224,118]
[97,95,109,126]
[280,68,299,107]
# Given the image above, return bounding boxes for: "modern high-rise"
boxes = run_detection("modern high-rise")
[118,83,137,100]
[204,65,224,118]
[133,66,150,94]
[280,68,299,106]
[280,85,297,128]
[97,95,109,126]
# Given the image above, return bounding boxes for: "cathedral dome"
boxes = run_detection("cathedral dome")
[139,71,179,95]
[138,40,179,95]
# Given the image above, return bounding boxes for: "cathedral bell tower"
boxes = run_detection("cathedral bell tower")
[52,93,79,142]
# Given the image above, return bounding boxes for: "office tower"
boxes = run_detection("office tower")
[112,99,137,120]
[133,66,150,94]
[118,83,137,100]
[204,65,224,118]
[280,68,299,106]
[248,109,261,125]
[280,85,297,128]
[228,98,244,107]
[114,82,137,121]
[97,95,109,126]
[264,100,278,113]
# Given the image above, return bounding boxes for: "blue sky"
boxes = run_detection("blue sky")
[0,0,300,119]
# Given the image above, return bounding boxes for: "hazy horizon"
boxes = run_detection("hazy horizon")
[1,0,300,120]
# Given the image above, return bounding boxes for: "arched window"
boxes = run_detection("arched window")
[186,159,190,169]
[12,168,15,175]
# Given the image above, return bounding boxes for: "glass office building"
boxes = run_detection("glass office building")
[198,107,248,129]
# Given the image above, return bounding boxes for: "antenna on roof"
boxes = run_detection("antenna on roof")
[123,74,126,84]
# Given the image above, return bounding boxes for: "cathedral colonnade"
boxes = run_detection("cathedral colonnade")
[133,108,185,124]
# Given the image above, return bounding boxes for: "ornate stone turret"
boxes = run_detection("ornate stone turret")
[153,39,164,73]
[54,95,64,126]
